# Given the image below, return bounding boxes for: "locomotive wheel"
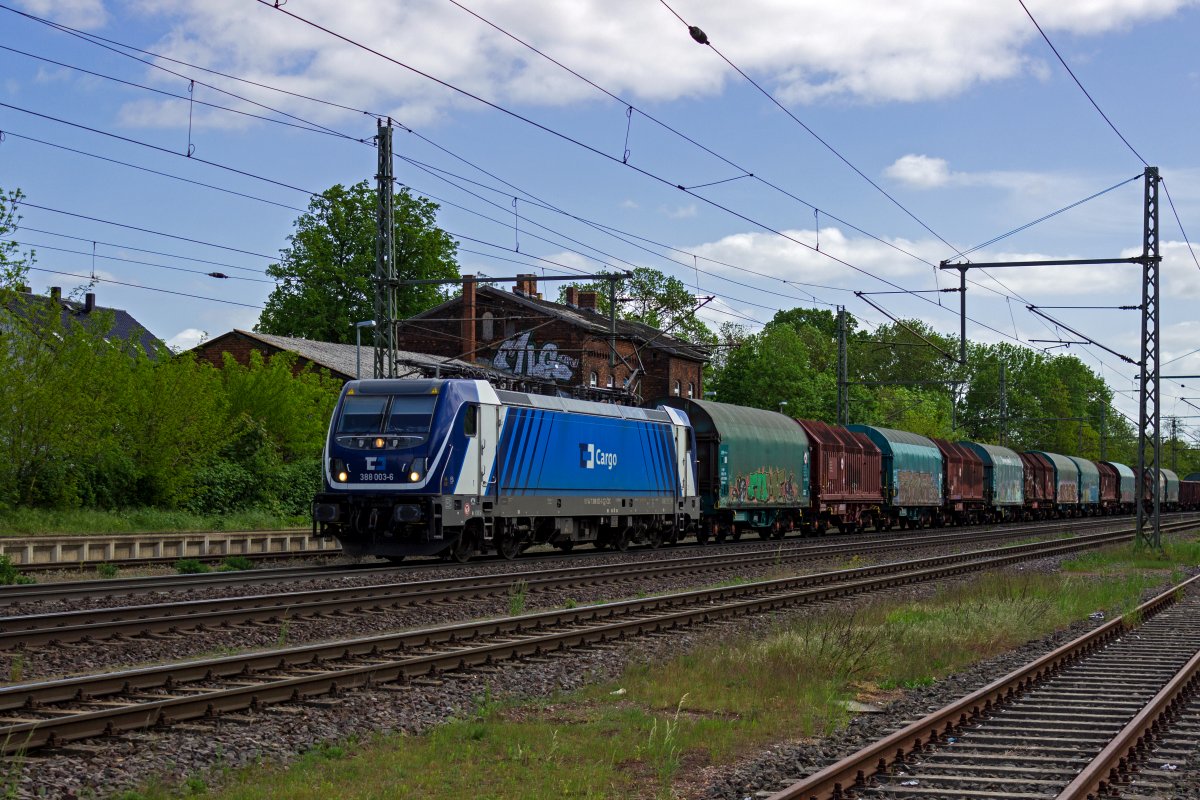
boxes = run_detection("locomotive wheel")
[615,528,631,551]
[449,533,474,563]
[497,532,521,560]
[648,528,664,549]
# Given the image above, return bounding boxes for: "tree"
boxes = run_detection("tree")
[257,182,459,343]
[558,267,716,347]
[0,187,35,290]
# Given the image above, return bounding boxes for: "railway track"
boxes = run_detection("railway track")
[0,520,1186,755]
[3,518,1182,651]
[2,512,1178,606]
[766,574,1200,800]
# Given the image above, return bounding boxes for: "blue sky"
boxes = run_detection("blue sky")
[1,0,1198,432]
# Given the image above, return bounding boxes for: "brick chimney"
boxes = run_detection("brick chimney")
[564,286,579,307]
[84,292,96,313]
[50,286,61,302]
[513,273,538,298]
[578,290,598,312]
[460,275,476,362]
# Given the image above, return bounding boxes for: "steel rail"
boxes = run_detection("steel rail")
[0,513,1171,606]
[1,519,1169,650]
[765,572,1200,800]
[1058,642,1200,798]
[0,524,1171,753]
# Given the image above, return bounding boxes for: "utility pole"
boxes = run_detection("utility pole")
[374,119,398,378]
[837,306,849,425]
[1171,417,1179,472]
[1136,166,1161,551]
[1099,403,1107,461]
[999,362,1007,448]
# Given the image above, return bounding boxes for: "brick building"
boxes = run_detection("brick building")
[394,275,710,403]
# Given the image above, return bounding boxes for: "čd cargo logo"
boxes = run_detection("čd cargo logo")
[579,443,618,470]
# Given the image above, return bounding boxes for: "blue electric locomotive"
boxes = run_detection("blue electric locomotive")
[313,378,699,561]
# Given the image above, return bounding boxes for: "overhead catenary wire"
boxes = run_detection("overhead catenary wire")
[1016,0,1199,273]
[0,101,322,198]
[655,0,965,261]
[12,239,273,283]
[440,0,941,273]
[20,201,279,261]
[0,44,362,141]
[0,130,307,213]
[0,3,372,143]
[254,1,980,315]
[26,266,265,309]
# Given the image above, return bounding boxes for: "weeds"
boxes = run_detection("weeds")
[8,653,23,684]
[642,694,689,790]
[95,562,119,579]
[276,616,291,648]
[0,556,34,586]
[508,579,529,616]
[174,559,211,574]
[219,555,255,571]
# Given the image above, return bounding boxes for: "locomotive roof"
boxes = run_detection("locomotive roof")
[499,389,674,423]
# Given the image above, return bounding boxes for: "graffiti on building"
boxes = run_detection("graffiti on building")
[486,331,579,381]
[727,467,801,505]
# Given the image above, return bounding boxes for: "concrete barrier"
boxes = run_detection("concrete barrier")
[1,530,340,568]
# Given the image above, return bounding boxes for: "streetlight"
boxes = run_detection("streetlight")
[354,320,376,379]
[778,400,788,414]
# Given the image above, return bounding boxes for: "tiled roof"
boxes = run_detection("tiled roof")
[5,289,163,357]
[408,285,711,363]
[213,329,512,381]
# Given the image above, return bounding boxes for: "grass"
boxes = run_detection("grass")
[113,539,1197,800]
[0,508,307,537]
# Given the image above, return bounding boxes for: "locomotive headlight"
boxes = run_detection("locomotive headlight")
[408,457,425,483]
[330,457,349,482]
[409,470,421,482]
[374,437,385,449]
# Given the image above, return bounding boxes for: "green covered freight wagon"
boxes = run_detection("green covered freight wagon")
[848,425,943,528]
[657,398,810,541]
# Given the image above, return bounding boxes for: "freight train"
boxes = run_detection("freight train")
[311,378,1195,561]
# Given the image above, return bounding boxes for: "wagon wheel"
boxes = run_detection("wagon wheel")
[385,556,406,564]
[556,540,575,553]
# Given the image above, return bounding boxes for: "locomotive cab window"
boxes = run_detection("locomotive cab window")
[463,404,478,437]
[385,394,438,443]
[336,395,389,434]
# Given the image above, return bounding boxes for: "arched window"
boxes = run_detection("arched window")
[606,374,614,388]
[673,380,681,395]
[589,371,598,387]
[481,311,494,341]
[687,382,695,398]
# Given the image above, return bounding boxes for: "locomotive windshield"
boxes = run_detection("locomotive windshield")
[336,393,437,443]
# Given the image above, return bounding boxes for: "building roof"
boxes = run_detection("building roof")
[407,284,712,363]
[4,286,163,357]
[198,329,514,382]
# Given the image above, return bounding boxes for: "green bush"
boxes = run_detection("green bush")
[96,562,119,579]
[220,555,255,571]
[174,558,211,574]
[0,555,35,585]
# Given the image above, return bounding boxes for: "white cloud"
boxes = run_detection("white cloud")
[16,0,107,29]
[167,327,209,351]
[661,204,697,219]
[619,199,639,209]
[116,0,1199,129]
[885,154,1061,194]
[884,155,952,188]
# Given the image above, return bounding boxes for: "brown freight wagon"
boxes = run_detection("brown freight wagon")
[930,437,986,524]
[1020,452,1055,519]
[1181,480,1200,511]
[796,419,884,533]
[1097,461,1120,514]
